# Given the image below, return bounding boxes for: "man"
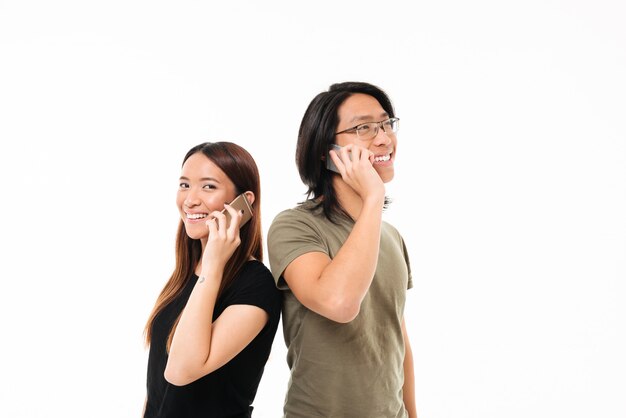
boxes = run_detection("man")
[268,81,417,418]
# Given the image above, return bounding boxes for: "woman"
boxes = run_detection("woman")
[268,82,417,417]
[144,142,281,418]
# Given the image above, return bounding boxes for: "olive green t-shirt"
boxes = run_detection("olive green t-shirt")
[268,201,413,418]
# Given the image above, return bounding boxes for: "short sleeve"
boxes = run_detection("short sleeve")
[400,236,413,290]
[218,261,282,320]
[268,208,328,290]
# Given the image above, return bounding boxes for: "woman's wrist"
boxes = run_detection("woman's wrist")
[199,265,224,282]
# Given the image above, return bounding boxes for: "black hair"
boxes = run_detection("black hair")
[295,81,395,221]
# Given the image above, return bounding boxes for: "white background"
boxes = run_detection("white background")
[1,1,624,417]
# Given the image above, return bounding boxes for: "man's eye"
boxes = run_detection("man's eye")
[356,124,373,134]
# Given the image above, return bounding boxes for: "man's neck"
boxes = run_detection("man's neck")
[332,176,385,220]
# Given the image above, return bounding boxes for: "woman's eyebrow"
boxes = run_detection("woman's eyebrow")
[179,176,221,183]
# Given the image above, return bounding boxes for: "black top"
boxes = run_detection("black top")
[144,260,282,418]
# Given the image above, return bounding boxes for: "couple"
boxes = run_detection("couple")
[143,81,417,418]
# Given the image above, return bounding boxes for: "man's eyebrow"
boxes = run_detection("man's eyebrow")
[349,112,389,124]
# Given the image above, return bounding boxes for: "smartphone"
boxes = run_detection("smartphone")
[221,193,253,229]
[326,144,350,173]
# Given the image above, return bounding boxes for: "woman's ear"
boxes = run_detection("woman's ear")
[243,190,255,206]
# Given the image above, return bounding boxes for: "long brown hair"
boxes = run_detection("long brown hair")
[144,142,263,348]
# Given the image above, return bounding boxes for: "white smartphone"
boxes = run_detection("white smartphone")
[221,193,253,228]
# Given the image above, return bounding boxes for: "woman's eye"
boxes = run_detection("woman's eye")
[203,184,217,190]
[179,183,189,189]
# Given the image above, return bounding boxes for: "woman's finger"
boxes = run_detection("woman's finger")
[222,203,242,236]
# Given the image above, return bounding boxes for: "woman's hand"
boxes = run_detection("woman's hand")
[328,144,385,203]
[202,203,243,270]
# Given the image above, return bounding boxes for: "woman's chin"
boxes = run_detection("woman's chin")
[184,226,208,241]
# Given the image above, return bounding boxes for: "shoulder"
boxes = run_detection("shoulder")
[380,221,411,256]
[381,220,413,286]
[381,220,404,241]
[235,260,277,289]
[268,202,327,237]
[224,260,282,315]
[270,201,320,225]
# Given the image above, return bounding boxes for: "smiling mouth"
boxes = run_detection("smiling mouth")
[373,153,392,163]
[186,213,208,220]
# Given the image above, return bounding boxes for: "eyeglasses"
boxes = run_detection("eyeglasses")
[335,117,400,141]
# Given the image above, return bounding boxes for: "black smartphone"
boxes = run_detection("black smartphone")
[221,193,253,228]
[326,144,350,173]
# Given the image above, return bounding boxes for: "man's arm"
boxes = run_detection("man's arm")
[402,318,417,418]
[279,145,386,323]
[282,193,384,323]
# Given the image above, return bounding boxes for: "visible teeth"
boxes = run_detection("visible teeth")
[187,213,208,220]
[374,154,391,162]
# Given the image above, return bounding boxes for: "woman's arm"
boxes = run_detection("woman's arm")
[164,270,268,386]
[164,206,268,386]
